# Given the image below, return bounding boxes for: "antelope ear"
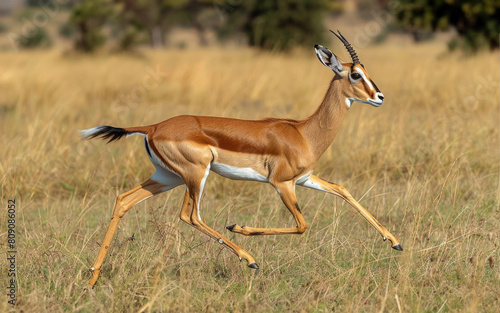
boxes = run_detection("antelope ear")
[314,44,343,76]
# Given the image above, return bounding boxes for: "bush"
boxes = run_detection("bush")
[70,0,115,52]
[17,27,52,49]
[396,0,500,52]
[243,0,328,52]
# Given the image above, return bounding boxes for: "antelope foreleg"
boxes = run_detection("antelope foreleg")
[299,175,403,251]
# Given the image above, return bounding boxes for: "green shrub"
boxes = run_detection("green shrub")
[243,0,328,52]
[70,0,114,52]
[17,27,52,49]
[396,0,500,52]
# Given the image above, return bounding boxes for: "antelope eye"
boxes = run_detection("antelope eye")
[351,72,362,80]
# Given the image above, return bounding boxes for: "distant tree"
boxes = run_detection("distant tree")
[114,0,189,49]
[185,0,220,46]
[212,0,248,43]
[69,0,216,51]
[70,0,115,52]
[67,0,336,52]
[396,0,500,52]
[243,0,328,52]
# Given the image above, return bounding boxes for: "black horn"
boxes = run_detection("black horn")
[330,30,360,65]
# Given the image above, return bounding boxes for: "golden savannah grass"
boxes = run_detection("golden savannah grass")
[0,41,499,312]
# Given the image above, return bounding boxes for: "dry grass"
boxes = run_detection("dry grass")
[0,42,499,312]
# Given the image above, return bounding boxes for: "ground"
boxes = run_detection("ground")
[0,42,499,312]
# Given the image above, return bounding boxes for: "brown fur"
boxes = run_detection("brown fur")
[86,58,402,288]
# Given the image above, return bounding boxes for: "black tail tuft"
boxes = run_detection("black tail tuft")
[80,126,132,143]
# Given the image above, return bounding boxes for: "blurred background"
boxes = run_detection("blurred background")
[0,0,498,53]
[1,1,499,312]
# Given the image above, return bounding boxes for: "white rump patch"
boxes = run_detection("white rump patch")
[144,136,183,182]
[126,132,146,138]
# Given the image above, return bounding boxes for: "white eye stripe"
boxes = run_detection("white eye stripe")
[354,67,374,90]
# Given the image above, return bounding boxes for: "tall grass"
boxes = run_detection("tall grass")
[0,42,499,312]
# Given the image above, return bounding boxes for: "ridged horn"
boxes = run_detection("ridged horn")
[330,30,360,65]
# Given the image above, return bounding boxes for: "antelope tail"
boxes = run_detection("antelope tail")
[80,125,153,143]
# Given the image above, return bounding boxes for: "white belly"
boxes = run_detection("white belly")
[211,162,268,182]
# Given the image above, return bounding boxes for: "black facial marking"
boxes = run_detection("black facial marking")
[350,65,362,81]
[370,79,381,92]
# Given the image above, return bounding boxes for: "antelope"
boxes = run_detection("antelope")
[82,30,402,288]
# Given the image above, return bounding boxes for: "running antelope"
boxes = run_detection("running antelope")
[82,30,402,288]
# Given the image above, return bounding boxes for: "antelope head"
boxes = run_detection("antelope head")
[315,30,384,108]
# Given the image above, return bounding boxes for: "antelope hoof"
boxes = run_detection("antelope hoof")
[226,224,236,232]
[248,263,260,269]
[84,285,96,296]
[392,243,403,251]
